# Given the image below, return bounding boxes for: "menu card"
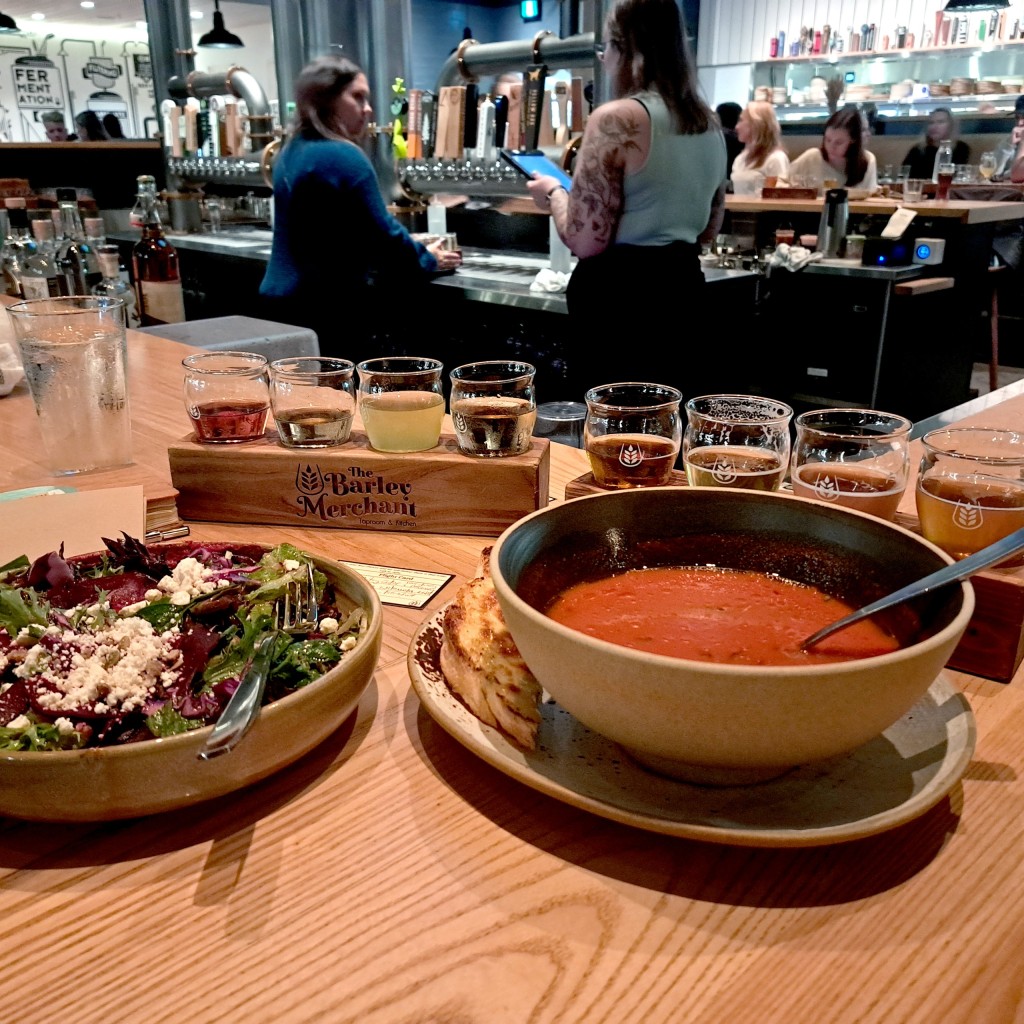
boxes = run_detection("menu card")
[0,485,146,564]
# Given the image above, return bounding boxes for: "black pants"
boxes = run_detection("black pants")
[564,241,720,403]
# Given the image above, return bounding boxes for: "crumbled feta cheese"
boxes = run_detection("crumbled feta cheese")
[170,591,192,606]
[120,600,149,616]
[14,616,181,716]
[156,557,223,601]
[319,617,338,634]
[283,559,301,571]
[144,589,162,602]
[7,714,30,730]
[54,717,75,735]
[340,636,358,651]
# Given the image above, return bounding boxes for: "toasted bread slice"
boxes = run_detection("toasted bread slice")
[440,548,542,749]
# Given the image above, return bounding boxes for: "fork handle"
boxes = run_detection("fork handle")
[197,634,276,760]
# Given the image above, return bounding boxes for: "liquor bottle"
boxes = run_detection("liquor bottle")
[19,218,62,299]
[82,215,105,290]
[54,187,93,295]
[1,205,33,297]
[92,243,140,328]
[131,175,186,326]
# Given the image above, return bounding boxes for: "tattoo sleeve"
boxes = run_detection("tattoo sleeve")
[564,106,641,257]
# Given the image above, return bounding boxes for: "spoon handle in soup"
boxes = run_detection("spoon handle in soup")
[801,526,1024,650]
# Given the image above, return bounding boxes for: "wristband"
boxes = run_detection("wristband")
[546,184,568,200]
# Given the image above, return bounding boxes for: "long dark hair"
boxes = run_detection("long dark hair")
[605,0,714,135]
[821,106,869,187]
[74,110,109,141]
[292,55,364,141]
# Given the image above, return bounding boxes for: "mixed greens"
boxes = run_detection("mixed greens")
[0,535,367,752]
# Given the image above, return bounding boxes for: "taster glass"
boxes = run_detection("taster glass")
[356,356,445,453]
[583,382,682,489]
[449,360,537,457]
[6,295,132,474]
[903,178,925,203]
[683,394,793,491]
[269,356,356,448]
[979,151,997,181]
[916,427,1024,566]
[182,350,270,444]
[791,408,912,521]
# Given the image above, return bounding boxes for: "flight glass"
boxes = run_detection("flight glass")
[6,295,132,475]
[449,360,537,457]
[356,356,445,453]
[683,394,793,491]
[182,350,270,444]
[916,427,1024,566]
[269,356,356,448]
[791,408,911,521]
[583,382,682,489]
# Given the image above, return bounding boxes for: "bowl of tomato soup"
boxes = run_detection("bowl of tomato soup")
[491,487,973,784]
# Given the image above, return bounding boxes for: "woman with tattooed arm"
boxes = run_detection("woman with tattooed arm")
[526,0,726,399]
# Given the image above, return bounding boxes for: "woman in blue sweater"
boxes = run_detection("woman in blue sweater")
[260,56,459,354]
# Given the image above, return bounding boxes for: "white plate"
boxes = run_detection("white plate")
[408,608,976,848]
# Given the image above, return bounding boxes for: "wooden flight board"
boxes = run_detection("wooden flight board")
[168,429,550,538]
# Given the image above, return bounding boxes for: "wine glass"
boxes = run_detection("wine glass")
[979,151,997,181]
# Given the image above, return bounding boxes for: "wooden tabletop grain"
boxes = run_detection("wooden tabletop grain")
[1,303,1023,1024]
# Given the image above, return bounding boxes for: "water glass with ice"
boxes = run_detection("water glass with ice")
[6,295,132,475]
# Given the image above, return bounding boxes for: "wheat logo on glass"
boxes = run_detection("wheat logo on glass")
[952,499,984,532]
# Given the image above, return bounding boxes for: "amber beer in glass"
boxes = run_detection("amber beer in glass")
[791,408,911,521]
[916,427,1024,566]
[683,394,793,490]
[584,382,682,488]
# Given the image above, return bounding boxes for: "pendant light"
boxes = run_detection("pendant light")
[0,9,20,32]
[197,0,244,49]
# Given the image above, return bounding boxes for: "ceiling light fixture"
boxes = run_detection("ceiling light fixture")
[30,12,46,20]
[197,0,243,48]
[943,0,1009,11]
[80,1,95,8]
[0,9,18,31]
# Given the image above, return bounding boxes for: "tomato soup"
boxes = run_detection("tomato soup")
[544,566,899,666]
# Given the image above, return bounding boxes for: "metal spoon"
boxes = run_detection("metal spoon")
[801,526,1024,650]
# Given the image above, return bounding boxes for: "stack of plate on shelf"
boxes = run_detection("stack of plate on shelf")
[846,84,873,101]
[977,80,1005,94]
[950,77,974,96]
[929,82,951,97]
[889,80,915,101]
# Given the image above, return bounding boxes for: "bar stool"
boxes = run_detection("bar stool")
[137,315,320,363]
[988,264,1008,393]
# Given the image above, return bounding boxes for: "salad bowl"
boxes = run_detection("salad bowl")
[0,541,383,822]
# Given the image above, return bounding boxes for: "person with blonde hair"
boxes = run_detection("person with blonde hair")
[730,101,789,194]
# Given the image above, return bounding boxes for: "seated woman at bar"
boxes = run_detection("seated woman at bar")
[902,107,969,180]
[786,106,878,192]
[259,55,459,354]
[74,110,109,142]
[524,0,726,400]
[730,101,789,195]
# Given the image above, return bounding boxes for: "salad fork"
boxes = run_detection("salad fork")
[198,632,276,760]
[276,561,319,634]
[198,564,320,759]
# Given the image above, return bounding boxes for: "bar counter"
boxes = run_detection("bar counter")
[725,194,1024,225]
[1,304,1024,1023]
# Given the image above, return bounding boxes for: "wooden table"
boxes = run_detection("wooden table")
[2,312,1024,1024]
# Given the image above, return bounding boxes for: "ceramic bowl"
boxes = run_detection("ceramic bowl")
[0,545,383,822]
[490,488,973,785]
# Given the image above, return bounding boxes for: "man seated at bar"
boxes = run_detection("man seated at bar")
[786,106,878,193]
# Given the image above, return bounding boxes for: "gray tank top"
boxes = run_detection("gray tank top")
[615,91,726,247]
